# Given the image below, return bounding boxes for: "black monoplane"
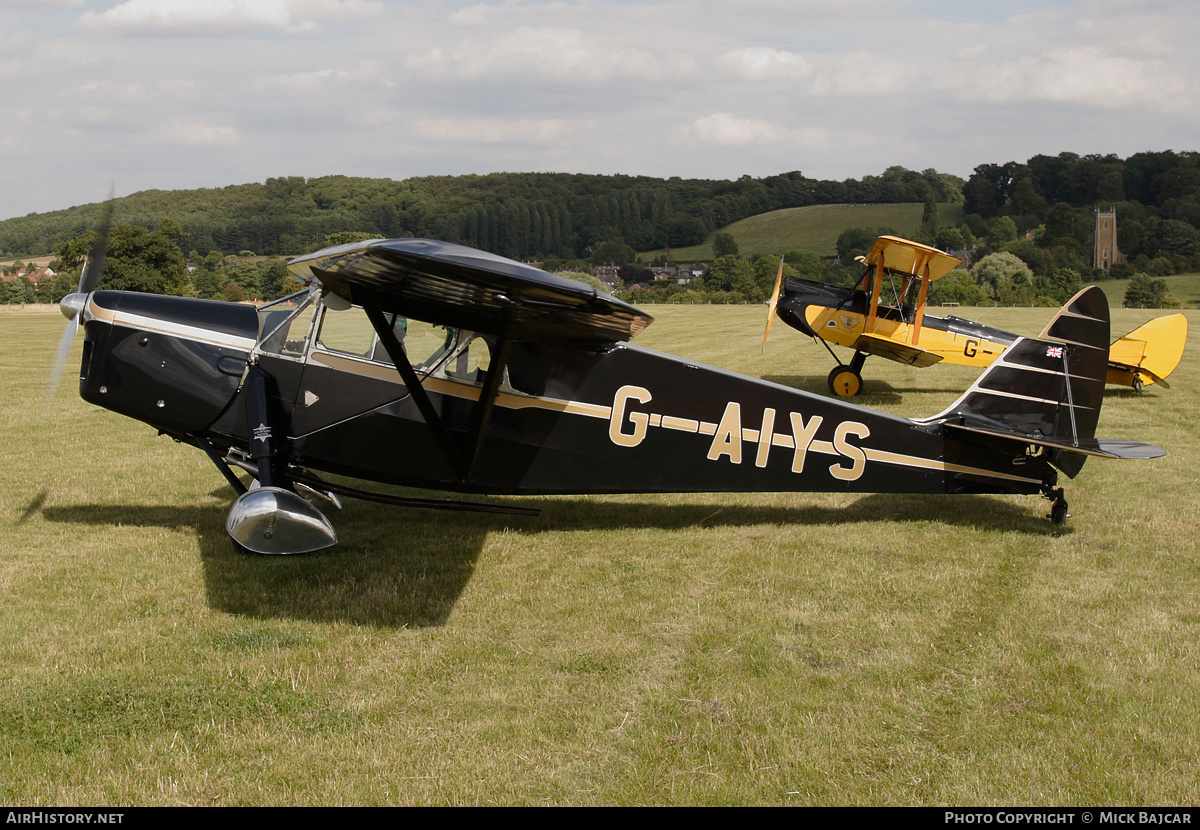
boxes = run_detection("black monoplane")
[53,235,1164,553]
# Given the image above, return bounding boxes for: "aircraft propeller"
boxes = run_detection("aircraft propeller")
[761,255,785,353]
[45,200,113,410]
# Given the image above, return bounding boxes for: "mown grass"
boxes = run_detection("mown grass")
[1,300,1197,805]
[653,202,965,260]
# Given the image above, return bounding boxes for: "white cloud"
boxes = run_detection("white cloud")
[147,118,241,146]
[405,25,690,84]
[959,45,1196,114]
[78,0,382,36]
[688,113,784,146]
[716,47,814,82]
[413,116,593,144]
[806,52,925,97]
[685,113,832,150]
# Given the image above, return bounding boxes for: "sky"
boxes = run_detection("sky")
[1,0,1197,220]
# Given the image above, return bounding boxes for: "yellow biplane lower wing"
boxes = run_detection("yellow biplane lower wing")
[852,333,944,368]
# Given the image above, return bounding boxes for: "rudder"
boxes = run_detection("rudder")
[931,287,1112,477]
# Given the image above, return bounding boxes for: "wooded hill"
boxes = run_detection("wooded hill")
[2,151,1197,285]
[0,168,964,261]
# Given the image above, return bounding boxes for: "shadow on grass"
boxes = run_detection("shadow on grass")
[37,485,1063,629]
[761,374,963,406]
[1104,386,1162,399]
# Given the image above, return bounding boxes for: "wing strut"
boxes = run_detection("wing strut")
[363,299,468,481]
[363,293,514,485]
[464,337,512,477]
[912,261,931,346]
[865,257,884,334]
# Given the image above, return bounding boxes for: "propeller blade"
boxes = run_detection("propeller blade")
[42,194,114,417]
[78,199,114,295]
[43,316,79,412]
[761,255,785,353]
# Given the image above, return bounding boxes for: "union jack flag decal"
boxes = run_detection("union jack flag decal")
[1045,346,1064,358]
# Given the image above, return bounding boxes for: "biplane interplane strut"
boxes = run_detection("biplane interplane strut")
[55,236,1164,554]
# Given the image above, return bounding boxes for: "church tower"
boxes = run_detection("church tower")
[1093,208,1119,270]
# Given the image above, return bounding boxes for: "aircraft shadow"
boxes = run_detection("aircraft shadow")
[761,374,961,406]
[37,488,1061,629]
[1104,387,1160,399]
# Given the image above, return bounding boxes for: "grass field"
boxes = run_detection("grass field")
[654,202,966,261]
[1,300,1197,806]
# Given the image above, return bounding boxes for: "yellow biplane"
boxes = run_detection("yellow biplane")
[764,235,1188,396]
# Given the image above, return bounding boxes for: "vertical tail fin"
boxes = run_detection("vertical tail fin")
[931,287,1112,477]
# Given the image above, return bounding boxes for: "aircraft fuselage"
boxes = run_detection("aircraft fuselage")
[77,289,1053,503]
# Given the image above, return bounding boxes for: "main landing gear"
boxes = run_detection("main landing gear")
[827,351,867,397]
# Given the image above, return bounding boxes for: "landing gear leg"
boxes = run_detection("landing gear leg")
[225,364,337,555]
[1132,376,1144,394]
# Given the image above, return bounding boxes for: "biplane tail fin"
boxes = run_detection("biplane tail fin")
[929,287,1164,478]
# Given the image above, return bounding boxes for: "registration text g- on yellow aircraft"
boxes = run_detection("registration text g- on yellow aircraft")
[765,235,1188,397]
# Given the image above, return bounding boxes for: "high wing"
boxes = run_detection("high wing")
[851,332,945,367]
[863,235,961,282]
[287,238,653,346]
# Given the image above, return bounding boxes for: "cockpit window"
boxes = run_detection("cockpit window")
[257,291,317,358]
[312,303,459,378]
[315,303,380,356]
[443,334,492,383]
[292,294,521,393]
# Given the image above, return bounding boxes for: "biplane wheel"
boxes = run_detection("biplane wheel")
[1132,377,1144,394]
[827,366,863,397]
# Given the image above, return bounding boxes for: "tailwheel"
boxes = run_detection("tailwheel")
[1132,376,1144,394]
[1050,497,1069,525]
[827,365,863,397]
[1042,486,1069,525]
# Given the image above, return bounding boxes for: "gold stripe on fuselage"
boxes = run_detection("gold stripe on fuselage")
[308,346,1037,487]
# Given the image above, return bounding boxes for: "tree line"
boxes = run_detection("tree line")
[961,150,1200,279]
[0,168,961,262]
[3,153,1195,309]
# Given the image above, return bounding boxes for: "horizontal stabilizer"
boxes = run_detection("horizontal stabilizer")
[1109,364,1171,389]
[288,239,653,346]
[944,422,1166,460]
[853,332,944,367]
[1108,313,1187,387]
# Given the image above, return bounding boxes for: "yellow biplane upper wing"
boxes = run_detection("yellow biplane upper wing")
[852,332,944,367]
[864,236,961,281]
[1107,313,1188,387]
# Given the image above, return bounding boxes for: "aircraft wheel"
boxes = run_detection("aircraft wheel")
[1132,377,1144,394]
[1050,497,1069,526]
[827,366,863,397]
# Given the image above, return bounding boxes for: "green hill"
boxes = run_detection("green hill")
[656,202,965,261]
[0,170,965,261]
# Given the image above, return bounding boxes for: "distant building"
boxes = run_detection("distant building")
[1093,208,1119,270]
[1,265,54,283]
